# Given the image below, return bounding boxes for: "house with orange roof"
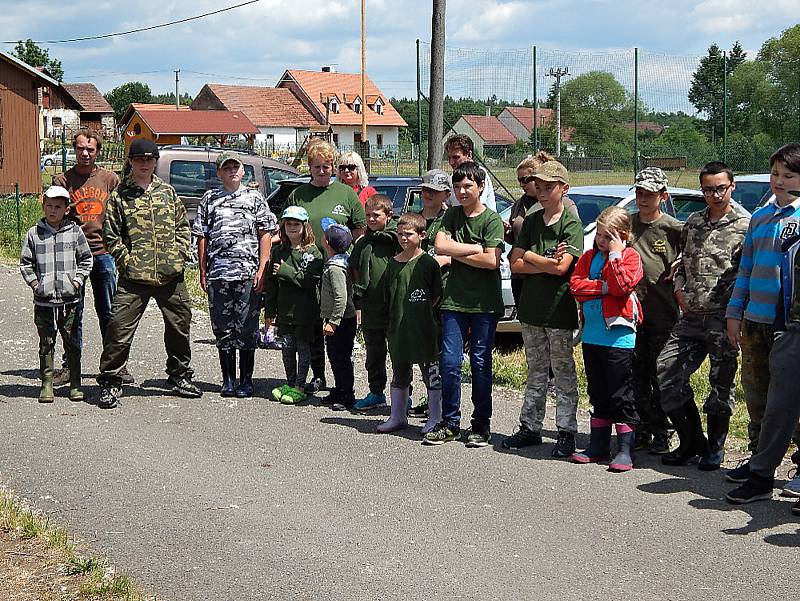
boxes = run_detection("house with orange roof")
[444,114,518,157]
[191,83,318,151]
[276,67,407,149]
[497,106,555,141]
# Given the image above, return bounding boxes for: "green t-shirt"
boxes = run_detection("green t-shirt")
[386,253,443,364]
[439,206,505,315]
[286,181,366,253]
[263,244,324,340]
[631,212,682,331]
[350,225,399,329]
[514,209,583,329]
[420,208,449,289]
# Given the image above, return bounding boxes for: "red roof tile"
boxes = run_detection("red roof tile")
[503,106,554,132]
[61,83,113,113]
[279,70,407,127]
[462,115,516,145]
[202,84,317,128]
[137,110,259,135]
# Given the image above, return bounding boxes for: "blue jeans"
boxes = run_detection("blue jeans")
[440,310,498,432]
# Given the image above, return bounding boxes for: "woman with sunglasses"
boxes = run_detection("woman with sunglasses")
[337,151,378,207]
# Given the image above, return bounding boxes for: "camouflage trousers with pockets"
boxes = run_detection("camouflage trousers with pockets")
[657,312,738,416]
[34,303,80,359]
[208,279,260,350]
[633,327,673,436]
[519,324,579,434]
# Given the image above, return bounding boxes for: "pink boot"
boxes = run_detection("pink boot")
[377,387,409,433]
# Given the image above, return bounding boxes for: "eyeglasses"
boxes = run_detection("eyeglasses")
[517,175,537,184]
[338,164,357,171]
[701,184,732,197]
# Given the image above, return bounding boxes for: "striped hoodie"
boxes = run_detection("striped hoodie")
[726,199,800,323]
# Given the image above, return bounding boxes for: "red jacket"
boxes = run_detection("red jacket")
[570,246,644,330]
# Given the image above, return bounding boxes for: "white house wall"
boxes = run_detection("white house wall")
[41,108,81,138]
[330,126,399,148]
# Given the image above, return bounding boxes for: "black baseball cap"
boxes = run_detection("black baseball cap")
[128,139,160,159]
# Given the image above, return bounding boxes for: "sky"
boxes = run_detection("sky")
[0,0,798,108]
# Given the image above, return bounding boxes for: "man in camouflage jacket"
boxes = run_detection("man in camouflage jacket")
[96,139,200,408]
[657,162,750,469]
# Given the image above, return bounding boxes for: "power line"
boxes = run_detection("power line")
[2,0,260,44]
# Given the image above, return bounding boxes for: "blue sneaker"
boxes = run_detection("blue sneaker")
[781,467,800,498]
[353,392,386,411]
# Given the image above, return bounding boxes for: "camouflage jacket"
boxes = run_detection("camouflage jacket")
[104,173,191,286]
[674,207,750,314]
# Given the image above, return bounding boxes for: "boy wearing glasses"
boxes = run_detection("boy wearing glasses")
[657,161,749,469]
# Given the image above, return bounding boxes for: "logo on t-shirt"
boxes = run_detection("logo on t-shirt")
[651,238,667,253]
[72,186,109,223]
[300,252,316,270]
[331,204,348,216]
[409,288,427,303]
[781,221,799,240]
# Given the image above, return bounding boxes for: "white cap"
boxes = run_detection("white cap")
[43,185,71,200]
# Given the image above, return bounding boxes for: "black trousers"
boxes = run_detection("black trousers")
[326,317,357,404]
[582,343,639,425]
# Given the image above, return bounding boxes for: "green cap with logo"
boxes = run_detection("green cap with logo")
[633,167,669,193]
[534,160,569,184]
[216,151,243,169]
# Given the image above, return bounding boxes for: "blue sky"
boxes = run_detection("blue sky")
[1,0,797,106]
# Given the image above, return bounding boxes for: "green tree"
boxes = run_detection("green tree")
[149,92,193,106]
[757,24,800,140]
[688,42,747,141]
[104,82,152,121]
[11,39,63,81]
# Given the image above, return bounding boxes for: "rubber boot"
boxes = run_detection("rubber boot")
[571,417,612,464]
[421,389,442,434]
[609,423,635,472]
[218,349,237,397]
[377,387,409,433]
[66,352,84,402]
[236,349,255,398]
[38,354,55,403]
[699,413,730,471]
[662,402,709,466]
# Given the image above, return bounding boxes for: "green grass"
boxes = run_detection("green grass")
[0,194,42,259]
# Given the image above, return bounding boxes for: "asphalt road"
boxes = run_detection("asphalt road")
[0,264,796,601]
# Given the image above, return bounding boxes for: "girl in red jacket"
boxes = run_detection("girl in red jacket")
[569,207,644,471]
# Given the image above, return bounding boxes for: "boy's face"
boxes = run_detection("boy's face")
[453,176,484,207]
[219,161,244,188]
[771,160,800,205]
[421,188,449,210]
[74,135,98,169]
[397,224,423,251]
[366,207,390,231]
[130,156,157,179]
[43,197,68,227]
[447,148,471,169]
[534,178,567,207]
[700,172,734,212]
[634,188,666,213]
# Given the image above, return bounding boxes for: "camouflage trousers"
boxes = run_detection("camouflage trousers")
[633,327,673,435]
[657,312,738,415]
[207,279,260,350]
[519,324,579,434]
[740,319,800,454]
[34,303,80,359]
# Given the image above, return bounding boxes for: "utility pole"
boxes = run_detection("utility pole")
[360,0,367,147]
[174,69,180,109]
[427,0,445,170]
[547,66,569,157]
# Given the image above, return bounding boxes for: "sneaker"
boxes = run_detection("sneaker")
[280,386,306,405]
[726,476,774,505]
[272,384,291,401]
[167,375,202,399]
[793,499,800,516]
[119,366,135,385]
[552,431,576,458]
[97,386,121,409]
[781,468,800,498]
[501,425,543,450]
[648,432,672,455]
[725,460,750,483]
[52,367,70,387]
[306,377,327,393]
[634,431,652,451]
[353,392,386,411]
[465,429,491,448]
[408,396,428,418]
[422,423,460,446]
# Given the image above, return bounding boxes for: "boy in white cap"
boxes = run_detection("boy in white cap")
[20,186,93,403]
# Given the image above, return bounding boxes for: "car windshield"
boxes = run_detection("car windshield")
[568,194,626,227]
[732,181,771,213]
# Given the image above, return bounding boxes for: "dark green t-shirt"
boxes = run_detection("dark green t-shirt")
[514,208,583,329]
[420,208,448,289]
[286,181,366,253]
[439,206,505,315]
[386,253,443,364]
[263,244,324,340]
[350,226,399,329]
[631,213,682,331]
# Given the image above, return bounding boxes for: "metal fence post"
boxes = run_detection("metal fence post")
[634,47,639,174]
[532,46,538,150]
[15,183,21,247]
[61,127,67,173]
[416,39,423,176]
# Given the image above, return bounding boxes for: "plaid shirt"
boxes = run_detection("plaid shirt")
[20,218,93,307]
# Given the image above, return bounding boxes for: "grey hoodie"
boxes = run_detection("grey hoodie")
[320,253,356,326]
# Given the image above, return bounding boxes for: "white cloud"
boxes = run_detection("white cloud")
[688,0,800,34]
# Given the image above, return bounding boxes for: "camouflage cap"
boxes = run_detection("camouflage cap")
[534,160,569,184]
[421,169,451,192]
[633,167,669,192]
[128,138,159,159]
[281,206,309,222]
[216,151,243,169]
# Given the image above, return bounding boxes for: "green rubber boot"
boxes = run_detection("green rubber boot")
[38,354,55,403]
[67,353,84,402]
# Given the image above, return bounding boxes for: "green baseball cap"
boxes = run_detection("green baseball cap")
[216,151,243,168]
[534,160,569,184]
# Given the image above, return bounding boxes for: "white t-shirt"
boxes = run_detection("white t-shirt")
[448,166,496,211]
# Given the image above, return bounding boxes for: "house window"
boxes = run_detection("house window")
[353,99,361,114]
[52,117,62,128]
[376,134,383,147]
[374,99,383,115]
[332,133,339,145]
[328,98,339,114]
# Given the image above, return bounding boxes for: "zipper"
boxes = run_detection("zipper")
[149,185,158,283]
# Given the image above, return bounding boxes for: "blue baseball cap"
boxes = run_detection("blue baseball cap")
[281,206,309,222]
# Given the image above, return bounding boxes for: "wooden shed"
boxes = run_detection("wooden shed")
[0,51,60,194]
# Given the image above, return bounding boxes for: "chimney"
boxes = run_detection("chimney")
[321,66,336,73]
[486,106,491,117]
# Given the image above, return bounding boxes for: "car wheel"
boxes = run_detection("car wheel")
[44,159,53,166]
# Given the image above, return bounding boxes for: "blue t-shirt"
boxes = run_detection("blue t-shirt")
[581,252,635,349]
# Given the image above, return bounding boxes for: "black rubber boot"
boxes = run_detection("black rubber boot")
[66,352,84,402]
[699,413,730,471]
[218,349,237,397]
[236,349,255,398]
[609,426,635,472]
[571,417,612,463]
[662,402,709,466]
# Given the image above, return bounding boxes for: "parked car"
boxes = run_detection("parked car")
[41,149,76,167]
[732,173,772,214]
[154,145,300,223]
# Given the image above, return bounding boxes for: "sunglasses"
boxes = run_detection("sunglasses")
[338,164,357,171]
[517,175,537,184]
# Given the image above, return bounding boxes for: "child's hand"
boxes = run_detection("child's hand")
[264,317,274,330]
[31,281,39,291]
[608,229,625,253]
[272,261,283,275]
[323,322,336,337]
[72,280,80,290]
[554,242,567,262]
